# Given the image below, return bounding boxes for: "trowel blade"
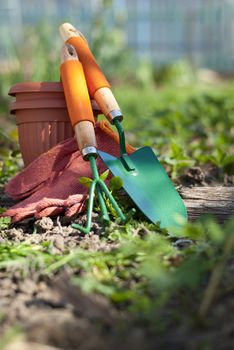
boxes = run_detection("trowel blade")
[98,146,187,228]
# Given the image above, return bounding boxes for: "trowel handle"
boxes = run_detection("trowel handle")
[60,44,97,160]
[60,23,123,123]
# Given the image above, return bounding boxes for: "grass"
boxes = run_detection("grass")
[0,217,233,328]
[114,82,234,180]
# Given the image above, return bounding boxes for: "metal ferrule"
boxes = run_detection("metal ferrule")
[82,146,98,161]
[108,110,123,123]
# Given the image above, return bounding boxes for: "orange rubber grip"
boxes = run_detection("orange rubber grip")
[67,36,111,97]
[60,60,95,128]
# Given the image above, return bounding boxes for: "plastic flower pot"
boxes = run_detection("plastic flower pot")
[9,82,99,167]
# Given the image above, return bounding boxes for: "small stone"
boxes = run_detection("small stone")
[53,235,65,251]
[67,240,77,248]
[173,238,193,250]
[35,217,54,232]
[0,279,17,297]
[5,228,24,240]
[0,236,5,243]
[17,279,37,295]
[37,281,47,292]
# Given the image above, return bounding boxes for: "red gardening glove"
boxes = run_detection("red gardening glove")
[3,122,134,223]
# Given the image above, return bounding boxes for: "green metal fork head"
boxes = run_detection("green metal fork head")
[72,155,135,234]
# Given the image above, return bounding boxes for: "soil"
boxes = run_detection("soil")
[0,173,234,350]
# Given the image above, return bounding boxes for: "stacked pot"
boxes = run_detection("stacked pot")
[9,82,99,166]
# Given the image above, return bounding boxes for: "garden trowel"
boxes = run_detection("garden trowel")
[59,23,187,228]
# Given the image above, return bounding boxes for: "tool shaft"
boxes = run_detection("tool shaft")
[60,44,97,159]
[59,23,123,122]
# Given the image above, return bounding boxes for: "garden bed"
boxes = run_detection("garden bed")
[1,82,234,349]
[0,182,234,349]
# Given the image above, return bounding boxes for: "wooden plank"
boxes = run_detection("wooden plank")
[179,186,234,222]
[0,186,233,223]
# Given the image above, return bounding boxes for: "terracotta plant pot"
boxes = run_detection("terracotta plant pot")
[9,82,99,167]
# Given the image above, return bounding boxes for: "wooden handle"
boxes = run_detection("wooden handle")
[59,23,123,121]
[60,23,110,97]
[60,22,88,45]
[60,41,79,62]
[94,87,122,122]
[74,121,97,156]
[60,44,97,154]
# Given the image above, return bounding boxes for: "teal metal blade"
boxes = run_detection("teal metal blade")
[98,147,187,228]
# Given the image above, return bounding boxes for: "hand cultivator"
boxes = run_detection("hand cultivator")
[60,44,134,233]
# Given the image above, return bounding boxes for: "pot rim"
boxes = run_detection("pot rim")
[10,99,67,113]
[10,99,100,114]
[9,82,63,96]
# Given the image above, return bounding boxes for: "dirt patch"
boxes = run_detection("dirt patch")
[1,186,234,349]
[0,261,148,350]
[0,214,120,255]
[0,189,136,349]
[179,165,233,187]
[1,259,234,350]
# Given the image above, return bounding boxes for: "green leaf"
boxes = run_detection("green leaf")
[100,169,110,181]
[0,216,11,229]
[206,220,224,244]
[109,176,123,191]
[0,207,7,214]
[223,154,234,175]
[79,177,93,188]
